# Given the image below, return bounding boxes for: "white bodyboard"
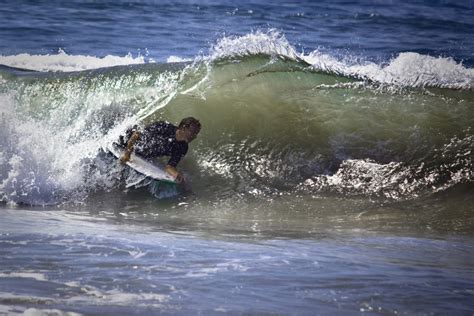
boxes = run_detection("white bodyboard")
[107,144,177,184]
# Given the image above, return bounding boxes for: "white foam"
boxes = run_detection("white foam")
[305,51,474,89]
[301,140,473,200]
[0,272,47,281]
[208,30,474,90]
[71,286,169,307]
[166,55,192,63]
[0,57,182,204]
[100,290,169,304]
[0,49,146,72]
[210,29,299,61]
[0,305,18,316]
[0,95,76,204]
[23,308,83,316]
[185,259,249,278]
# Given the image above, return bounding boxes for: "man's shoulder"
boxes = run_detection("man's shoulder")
[143,120,172,129]
[144,120,176,137]
[149,120,176,129]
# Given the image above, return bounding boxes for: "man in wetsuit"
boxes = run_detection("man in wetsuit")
[119,117,201,184]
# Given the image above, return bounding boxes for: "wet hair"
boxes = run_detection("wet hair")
[178,117,201,133]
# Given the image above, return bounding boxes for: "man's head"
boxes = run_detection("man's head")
[177,117,201,143]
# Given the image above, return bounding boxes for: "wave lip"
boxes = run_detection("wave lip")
[335,52,474,90]
[209,30,300,61]
[207,30,474,90]
[1,30,472,90]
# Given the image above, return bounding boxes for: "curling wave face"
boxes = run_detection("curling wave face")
[0,31,473,205]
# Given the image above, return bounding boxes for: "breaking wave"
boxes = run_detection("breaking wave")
[0,31,472,205]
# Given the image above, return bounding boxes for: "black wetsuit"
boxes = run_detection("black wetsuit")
[120,121,188,167]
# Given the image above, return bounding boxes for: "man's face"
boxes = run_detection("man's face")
[183,127,199,143]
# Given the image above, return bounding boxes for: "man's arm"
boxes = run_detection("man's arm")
[165,165,185,183]
[166,144,187,183]
[120,131,140,164]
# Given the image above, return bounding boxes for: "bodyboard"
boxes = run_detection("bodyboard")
[107,144,177,184]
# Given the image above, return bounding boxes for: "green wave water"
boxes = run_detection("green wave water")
[0,53,473,207]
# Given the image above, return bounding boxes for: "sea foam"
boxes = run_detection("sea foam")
[208,30,474,90]
[0,49,146,72]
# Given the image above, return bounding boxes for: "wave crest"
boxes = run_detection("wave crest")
[0,49,148,72]
[208,30,473,90]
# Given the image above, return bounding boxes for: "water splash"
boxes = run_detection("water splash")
[208,30,474,90]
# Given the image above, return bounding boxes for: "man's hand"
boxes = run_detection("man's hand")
[165,165,186,184]
[119,131,140,164]
[119,150,131,164]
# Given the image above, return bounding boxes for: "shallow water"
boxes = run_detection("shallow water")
[1,182,474,314]
[1,205,473,315]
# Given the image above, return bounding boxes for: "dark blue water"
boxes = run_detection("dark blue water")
[2,0,473,65]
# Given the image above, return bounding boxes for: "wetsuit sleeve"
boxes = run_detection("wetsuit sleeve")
[119,124,140,147]
[167,144,188,168]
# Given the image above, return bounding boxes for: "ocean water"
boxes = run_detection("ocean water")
[1,0,473,315]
